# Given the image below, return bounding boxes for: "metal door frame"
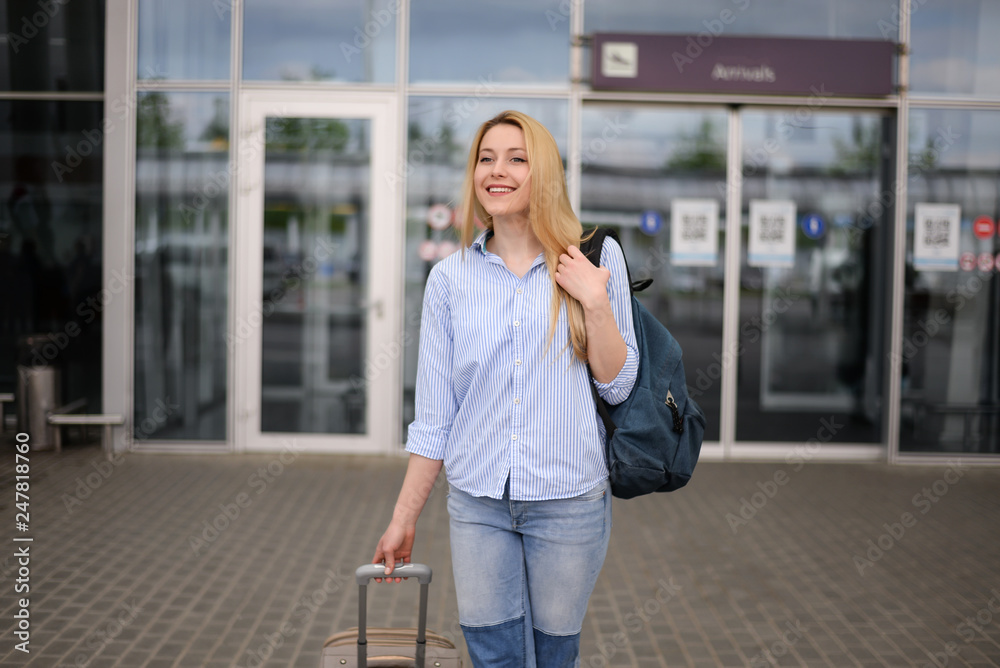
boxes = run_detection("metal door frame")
[233,91,403,454]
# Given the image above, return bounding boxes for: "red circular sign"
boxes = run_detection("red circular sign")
[427,204,452,231]
[960,252,977,271]
[973,216,995,240]
[979,252,995,272]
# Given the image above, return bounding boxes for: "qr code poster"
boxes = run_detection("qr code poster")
[748,200,796,268]
[670,199,719,266]
[913,203,960,271]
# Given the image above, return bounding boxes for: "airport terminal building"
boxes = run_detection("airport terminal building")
[2,0,999,463]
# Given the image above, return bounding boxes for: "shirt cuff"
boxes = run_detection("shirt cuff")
[593,345,639,406]
[404,422,450,461]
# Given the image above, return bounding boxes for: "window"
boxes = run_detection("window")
[409,0,569,85]
[243,0,396,83]
[138,0,230,81]
[0,0,104,91]
[134,92,230,440]
[900,108,1000,454]
[910,0,1000,97]
[585,0,899,41]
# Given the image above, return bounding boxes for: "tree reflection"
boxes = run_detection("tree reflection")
[136,92,185,149]
[266,118,350,152]
[665,117,725,172]
[831,118,880,175]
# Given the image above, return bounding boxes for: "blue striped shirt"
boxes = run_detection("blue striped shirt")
[405,230,639,501]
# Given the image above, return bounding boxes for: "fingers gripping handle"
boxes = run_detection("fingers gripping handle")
[355,563,433,668]
[355,562,433,585]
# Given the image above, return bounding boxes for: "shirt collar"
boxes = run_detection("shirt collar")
[470,229,494,255]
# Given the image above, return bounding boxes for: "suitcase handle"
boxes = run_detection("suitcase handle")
[354,563,433,668]
[356,562,433,585]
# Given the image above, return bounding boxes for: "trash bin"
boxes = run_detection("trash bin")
[16,334,62,451]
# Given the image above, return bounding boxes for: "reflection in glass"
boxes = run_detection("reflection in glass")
[580,106,727,441]
[138,0,230,80]
[243,0,395,82]
[260,117,370,434]
[0,0,105,91]
[402,97,568,435]
[901,109,1000,454]
[410,0,568,84]
[736,111,890,443]
[584,0,898,40]
[135,93,229,440]
[0,101,104,412]
[910,0,1000,97]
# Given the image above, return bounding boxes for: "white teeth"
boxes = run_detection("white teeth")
[489,187,513,193]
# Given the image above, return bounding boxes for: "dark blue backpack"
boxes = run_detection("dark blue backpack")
[581,228,706,499]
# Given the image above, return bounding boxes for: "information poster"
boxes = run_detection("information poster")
[913,203,961,271]
[748,200,796,268]
[670,199,719,266]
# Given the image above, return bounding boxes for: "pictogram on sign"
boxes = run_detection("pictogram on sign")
[973,216,995,240]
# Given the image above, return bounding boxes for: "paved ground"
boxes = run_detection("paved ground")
[1,436,999,667]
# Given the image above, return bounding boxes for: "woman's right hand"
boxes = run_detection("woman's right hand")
[372,519,416,583]
[371,453,443,583]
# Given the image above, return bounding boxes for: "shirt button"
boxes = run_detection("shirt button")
[513,320,520,327]
[515,359,521,366]
[511,434,518,441]
[513,398,520,404]
[516,288,522,294]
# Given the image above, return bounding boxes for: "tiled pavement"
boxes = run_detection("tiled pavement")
[1,437,999,667]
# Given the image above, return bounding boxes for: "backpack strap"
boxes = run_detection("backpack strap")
[578,227,620,442]
[580,227,651,293]
[580,227,612,270]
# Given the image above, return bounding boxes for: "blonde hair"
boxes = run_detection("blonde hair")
[459,110,595,362]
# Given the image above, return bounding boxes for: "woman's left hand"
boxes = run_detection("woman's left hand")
[555,245,610,311]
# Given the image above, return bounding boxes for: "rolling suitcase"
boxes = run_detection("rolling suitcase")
[320,563,463,668]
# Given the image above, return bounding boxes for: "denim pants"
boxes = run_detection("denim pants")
[447,479,612,668]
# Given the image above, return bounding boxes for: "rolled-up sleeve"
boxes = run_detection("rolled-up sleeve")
[404,268,458,461]
[592,236,639,406]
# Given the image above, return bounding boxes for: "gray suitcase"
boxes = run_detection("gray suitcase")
[320,563,463,668]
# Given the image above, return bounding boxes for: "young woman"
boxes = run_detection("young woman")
[373,110,638,667]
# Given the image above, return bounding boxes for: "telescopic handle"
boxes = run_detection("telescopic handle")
[355,563,433,668]
[355,562,433,585]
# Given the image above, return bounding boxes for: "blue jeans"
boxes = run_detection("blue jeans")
[447,479,612,668]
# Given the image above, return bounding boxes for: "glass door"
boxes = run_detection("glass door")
[234,93,401,453]
[578,104,894,457]
[734,109,893,447]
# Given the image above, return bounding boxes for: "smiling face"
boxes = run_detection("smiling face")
[475,122,531,224]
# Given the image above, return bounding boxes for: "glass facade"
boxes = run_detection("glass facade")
[409,0,569,85]
[134,92,229,440]
[3,0,998,458]
[584,0,899,40]
[900,108,1000,454]
[910,0,1000,97]
[0,0,105,91]
[0,0,105,425]
[137,0,230,81]
[0,100,104,411]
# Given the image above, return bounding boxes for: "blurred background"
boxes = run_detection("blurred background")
[0,0,998,461]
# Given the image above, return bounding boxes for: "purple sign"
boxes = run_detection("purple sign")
[592,33,895,97]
